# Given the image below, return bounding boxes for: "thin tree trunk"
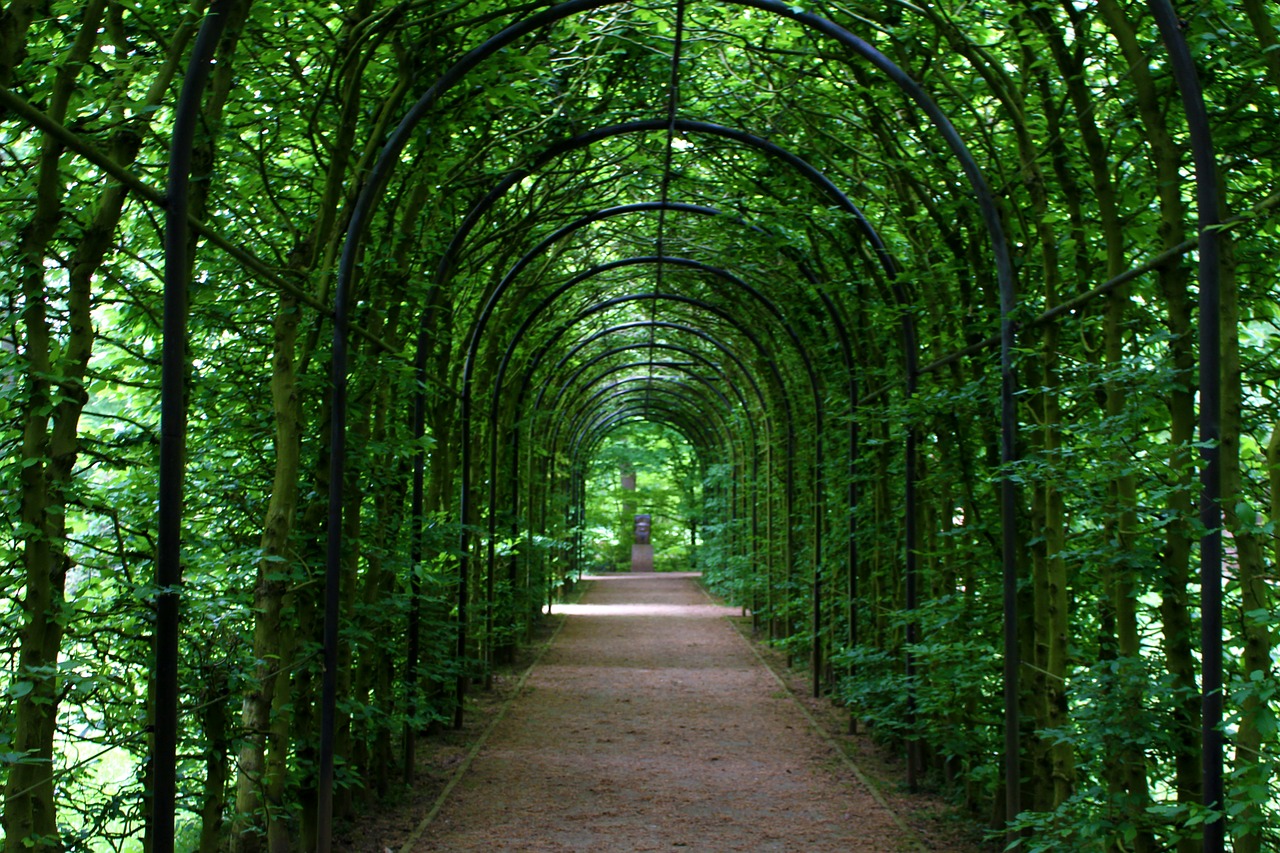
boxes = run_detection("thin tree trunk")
[198,664,231,853]
[2,6,106,849]
[231,290,303,852]
[1219,229,1272,853]
[1095,7,1201,842]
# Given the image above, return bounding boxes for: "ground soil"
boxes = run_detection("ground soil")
[338,573,992,852]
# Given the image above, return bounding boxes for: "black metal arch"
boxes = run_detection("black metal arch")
[568,385,728,457]
[474,254,824,549]
[476,257,817,433]
[515,322,768,571]
[566,396,730,567]
[500,292,795,475]
[449,276,803,700]
[470,275,812,668]
[569,398,727,492]
[477,256,824,413]
[327,6,1020,842]
[517,322,768,581]
[534,324,766,422]
[507,255,839,684]
[438,139,885,659]
[522,323,769,492]
[514,376,732,626]
[568,391,729,495]
[561,373,735,447]
[438,122,908,349]
[493,283,809,671]
[460,200,859,368]
[436,138,883,670]
[552,348,739,412]
[508,331,762,622]
[456,202,854,404]
[567,399,723,533]
[554,395,725,580]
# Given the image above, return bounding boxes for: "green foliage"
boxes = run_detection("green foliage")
[2,0,1280,849]
[582,422,702,572]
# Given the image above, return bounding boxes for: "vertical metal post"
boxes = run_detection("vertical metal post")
[403,345,428,784]
[455,386,472,729]
[1001,312,1020,840]
[904,316,921,792]
[784,426,797,649]
[812,410,825,698]
[904,419,919,792]
[157,5,229,850]
[317,217,350,853]
[847,382,858,732]
[1147,3,1223,848]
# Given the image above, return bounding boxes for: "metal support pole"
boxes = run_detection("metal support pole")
[1147,3,1223,849]
[157,5,229,850]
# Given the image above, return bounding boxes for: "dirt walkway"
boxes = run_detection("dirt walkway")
[402,572,912,852]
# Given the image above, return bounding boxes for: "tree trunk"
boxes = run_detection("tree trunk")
[1219,229,1272,853]
[3,5,106,848]
[1095,6,1201,842]
[231,289,303,852]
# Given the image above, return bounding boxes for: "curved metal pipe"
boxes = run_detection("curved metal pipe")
[565,373,733,441]
[571,398,725,473]
[536,322,765,411]
[567,399,725,572]
[514,322,767,593]
[157,6,231,850]
[552,348,737,412]
[1146,1,1223,845]
[574,395,723,456]
[531,293,793,597]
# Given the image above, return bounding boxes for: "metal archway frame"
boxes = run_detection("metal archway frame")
[565,401,721,576]
[439,137,884,677]
[154,2,1225,849]
[570,389,728,459]
[473,255,823,592]
[541,333,762,419]
[520,321,768,541]
[481,358,736,647]
[553,352,738,413]
[439,140,887,684]
[481,216,798,604]
[569,400,724,563]
[476,269,814,639]
[518,322,768,602]
[527,288,796,623]
[511,293,801,635]
[326,6,1008,833]
[460,258,814,703]
[1145,4,1223,847]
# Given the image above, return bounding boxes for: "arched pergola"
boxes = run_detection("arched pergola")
[153,2,1224,851]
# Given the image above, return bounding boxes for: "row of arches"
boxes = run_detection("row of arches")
[147,2,1227,851]
[8,0,1262,851]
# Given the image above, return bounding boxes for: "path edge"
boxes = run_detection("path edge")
[398,584,583,852]
[697,580,928,853]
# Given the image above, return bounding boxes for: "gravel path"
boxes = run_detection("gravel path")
[405,572,910,852]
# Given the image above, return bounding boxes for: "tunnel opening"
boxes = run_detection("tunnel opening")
[580,419,703,574]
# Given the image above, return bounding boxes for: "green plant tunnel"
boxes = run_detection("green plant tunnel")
[2,1,1277,852]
